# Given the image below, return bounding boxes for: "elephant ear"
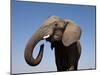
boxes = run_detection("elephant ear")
[62,20,81,46]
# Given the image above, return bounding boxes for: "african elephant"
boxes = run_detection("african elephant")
[24,16,81,71]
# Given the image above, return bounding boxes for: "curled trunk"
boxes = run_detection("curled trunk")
[24,31,44,66]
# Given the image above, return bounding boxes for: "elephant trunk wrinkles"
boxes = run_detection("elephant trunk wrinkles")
[24,31,44,66]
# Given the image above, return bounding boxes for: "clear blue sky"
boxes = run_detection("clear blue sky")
[12,0,96,74]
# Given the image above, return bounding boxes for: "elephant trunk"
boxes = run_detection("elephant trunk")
[24,31,44,66]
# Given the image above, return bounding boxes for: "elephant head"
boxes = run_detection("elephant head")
[24,16,81,66]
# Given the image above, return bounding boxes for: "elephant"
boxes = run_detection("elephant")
[24,16,81,71]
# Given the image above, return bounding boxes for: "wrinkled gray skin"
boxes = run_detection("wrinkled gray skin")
[24,16,81,71]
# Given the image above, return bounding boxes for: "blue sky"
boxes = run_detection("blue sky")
[12,0,96,74]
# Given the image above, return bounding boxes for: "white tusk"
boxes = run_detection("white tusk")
[43,35,50,39]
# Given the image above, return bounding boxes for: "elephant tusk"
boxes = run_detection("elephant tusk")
[43,35,50,39]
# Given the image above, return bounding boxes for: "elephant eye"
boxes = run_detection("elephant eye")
[55,23,58,26]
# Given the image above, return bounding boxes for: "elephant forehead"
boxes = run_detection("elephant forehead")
[42,16,60,26]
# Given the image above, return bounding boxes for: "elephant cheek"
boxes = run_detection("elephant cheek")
[53,30,63,41]
[53,35,60,41]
